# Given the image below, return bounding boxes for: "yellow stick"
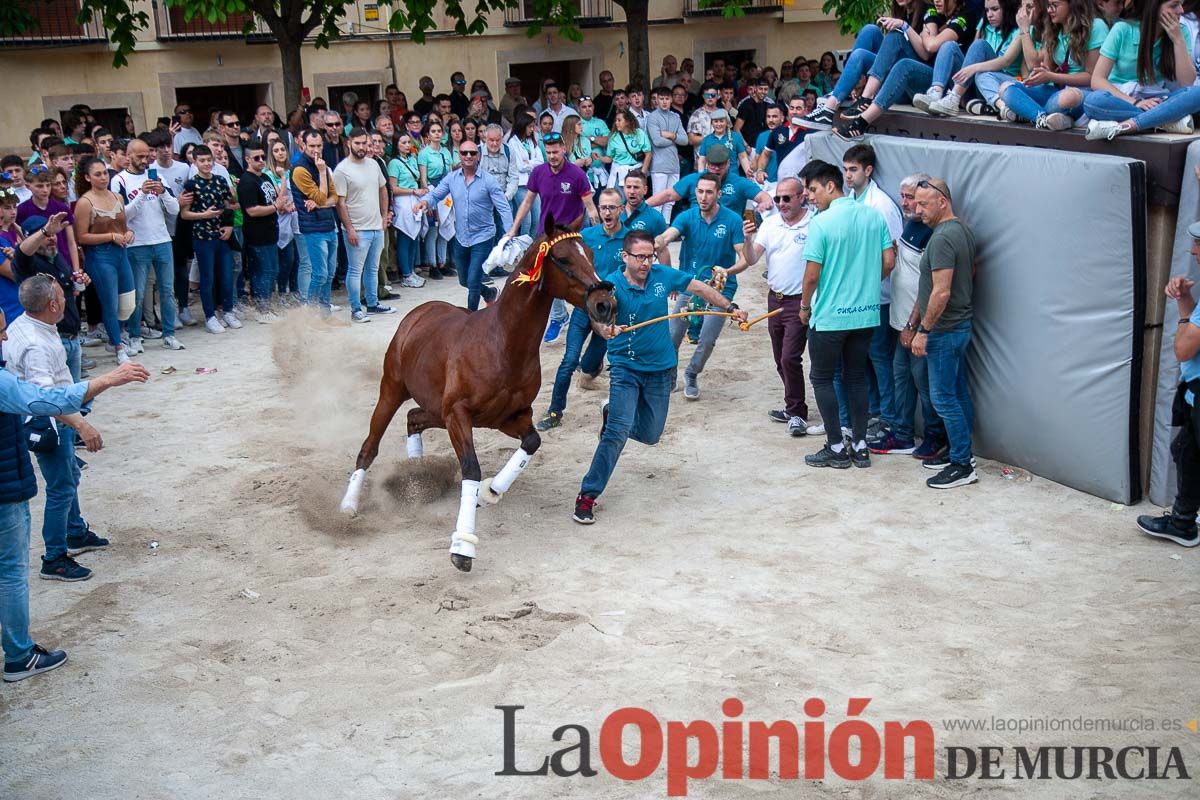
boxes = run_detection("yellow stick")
[738,308,782,331]
[618,311,737,334]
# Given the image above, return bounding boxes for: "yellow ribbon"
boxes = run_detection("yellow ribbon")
[511,232,584,285]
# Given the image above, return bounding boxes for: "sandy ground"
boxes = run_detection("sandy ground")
[1,251,1198,800]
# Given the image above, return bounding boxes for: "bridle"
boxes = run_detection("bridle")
[513,231,615,299]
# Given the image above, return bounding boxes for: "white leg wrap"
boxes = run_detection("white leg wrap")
[449,480,480,559]
[491,448,531,496]
[406,433,424,459]
[339,468,366,516]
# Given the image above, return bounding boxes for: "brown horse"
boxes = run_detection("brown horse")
[339,214,617,572]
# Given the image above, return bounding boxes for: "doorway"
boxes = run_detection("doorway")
[508,59,593,105]
[328,83,380,117]
[703,49,756,81]
[174,83,271,131]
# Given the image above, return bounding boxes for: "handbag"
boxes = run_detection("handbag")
[24,416,58,454]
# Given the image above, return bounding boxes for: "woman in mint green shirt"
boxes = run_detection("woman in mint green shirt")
[601,111,651,188]
[418,120,452,276]
[387,133,426,285]
[993,0,1107,128]
[1084,0,1200,138]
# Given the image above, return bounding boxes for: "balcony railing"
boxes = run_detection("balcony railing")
[684,0,784,16]
[505,0,613,26]
[154,3,272,40]
[0,0,107,46]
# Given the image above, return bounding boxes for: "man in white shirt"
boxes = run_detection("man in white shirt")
[171,103,203,153]
[111,135,183,353]
[333,128,394,323]
[542,83,576,133]
[148,130,198,327]
[738,177,816,437]
[5,275,104,582]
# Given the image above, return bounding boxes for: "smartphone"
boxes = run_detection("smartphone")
[302,87,312,104]
[171,114,181,125]
[148,167,158,181]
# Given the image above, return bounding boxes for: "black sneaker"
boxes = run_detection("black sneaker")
[911,438,948,460]
[849,444,871,469]
[1136,513,1200,547]
[488,266,511,278]
[66,529,109,556]
[3,644,67,682]
[426,266,443,281]
[439,265,457,277]
[927,462,979,489]
[366,305,397,315]
[573,493,597,524]
[535,412,562,432]
[834,116,870,141]
[805,443,852,469]
[798,105,837,131]
[767,409,789,423]
[965,98,997,116]
[841,96,873,119]
[923,454,976,470]
[40,554,92,582]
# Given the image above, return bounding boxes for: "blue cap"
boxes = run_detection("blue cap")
[20,215,47,236]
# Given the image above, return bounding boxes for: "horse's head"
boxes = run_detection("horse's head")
[526,212,617,326]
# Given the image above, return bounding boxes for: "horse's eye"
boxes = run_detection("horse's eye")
[552,255,569,267]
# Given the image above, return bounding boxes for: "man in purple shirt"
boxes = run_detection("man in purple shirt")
[506,130,600,342]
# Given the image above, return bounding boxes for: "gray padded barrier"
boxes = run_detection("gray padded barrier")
[807,133,1145,503]
[1149,141,1200,506]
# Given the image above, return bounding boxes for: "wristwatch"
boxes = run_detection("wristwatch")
[916,324,931,335]
[903,322,915,331]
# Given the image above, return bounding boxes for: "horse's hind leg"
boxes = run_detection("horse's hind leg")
[480,409,539,505]
[340,375,409,516]
[444,405,482,573]
[405,407,442,459]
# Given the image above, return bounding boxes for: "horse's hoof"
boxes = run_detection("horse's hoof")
[339,502,358,518]
[450,553,473,572]
[478,478,503,505]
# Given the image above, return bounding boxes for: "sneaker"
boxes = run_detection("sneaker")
[573,493,597,524]
[205,316,225,334]
[806,422,826,436]
[841,96,872,119]
[1035,112,1073,131]
[400,274,426,288]
[535,411,562,431]
[767,409,789,423]
[965,98,996,116]
[805,442,852,469]
[912,438,947,460]
[366,305,397,315]
[66,529,109,555]
[115,348,132,366]
[39,554,92,582]
[217,313,230,328]
[923,454,977,470]
[81,330,105,347]
[179,307,198,326]
[439,265,457,277]
[482,275,495,286]
[128,336,144,355]
[798,105,837,131]
[329,304,343,313]
[849,443,871,469]
[578,372,601,391]
[426,265,443,280]
[1086,119,1122,141]
[140,323,162,339]
[488,266,511,278]
[543,319,564,344]
[351,310,371,323]
[1157,115,1195,135]
[834,116,869,141]
[867,417,888,439]
[223,312,243,329]
[3,645,67,683]
[912,89,944,113]
[161,335,185,350]
[928,94,962,117]
[233,301,252,319]
[788,416,808,437]
[599,399,609,440]
[868,433,917,454]
[683,373,700,400]
[1136,513,1200,547]
[80,357,96,370]
[255,309,278,324]
[995,100,1019,123]
[927,462,979,489]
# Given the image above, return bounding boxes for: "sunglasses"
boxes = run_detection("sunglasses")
[224,121,240,127]
[542,132,563,144]
[28,165,49,175]
[703,92,718,98]
[178,108,192,114]
[458,149,479,156]
[579,95,593,102]
[248,154,265,161]
[774,194,796,203]
[917,179,950,201]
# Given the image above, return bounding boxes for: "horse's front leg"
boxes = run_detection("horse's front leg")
[480,409,539,505]
[445,405,482,573]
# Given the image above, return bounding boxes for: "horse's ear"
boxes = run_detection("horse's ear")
[543,211,557,236]
[565,214,584,233]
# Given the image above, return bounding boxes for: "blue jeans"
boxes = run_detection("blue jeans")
[869,304,897,426]
[1083,86,1200,131]
[580,365,672,497]
[452,238,498,311]
[126,241,177,337]
[925,321,974,465]
[550,298,569,324]
[83,243,135,347]
[246,244,279,309]
[276,241,298,295]
[295,233,312,302]
[303,229,338,309]
[892,339,944,444]
[974,71,1008,105]
[395,232,420,276]
[346,229,383,313]
[62,336,81,382]
[512,186,541,238]
[829,24,888,101]
[0,500,34,663]
[874,58,935,111]
[422,219,447,266]
[35,425,86,562]
[1000,82,1087,123]
[192,238,234,320]
[549,308,608,416]
[930,40,970,91]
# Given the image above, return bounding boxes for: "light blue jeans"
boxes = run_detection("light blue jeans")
[35,424,86,561]
[303,229,338,310]
[422,218,448,267]
[62,336,81,382]
[1000,82,1088,123]
[512,186,541,238]
[829,24,893,102]
[1083,86,1200,131]
[126,241,177,338]
[83,243,135,348]
[294,233,311,302]
[974,71,1008,105]
[0,500,34,664]
[346,229,383,313]
[926,321,974,465]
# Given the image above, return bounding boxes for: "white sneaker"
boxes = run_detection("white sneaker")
[233,302,251,319]
[162,335,185,350]
[995,100,1018,122]
[82,329,105,347]
[806,422,825,436]
[140,324,162,340]
[400,274,426,288]
[1035,112,1073,131]
[205,316,225,334]
[115,348,132,365]
[911,90,943,113]
[178,308,198,327]
[383,284,394,293]
[1157,116,1195,135]
[222,312,243,329]
[351,310,371,323]
[329,304,342,313]
[128,336,145,355]
[927,95,962,117]
[1086,119,1122,141]
[255,309,278,324]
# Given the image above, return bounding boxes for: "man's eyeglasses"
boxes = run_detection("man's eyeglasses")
[598,204,621,212]
[458,149,479,156]
[627,252,654,264]
[917,179,950,202]
[248,154,265,162]
[542,132,563,144]
[774,194,796,203]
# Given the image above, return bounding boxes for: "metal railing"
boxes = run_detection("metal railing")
[505,0,613,26]
[154,3,271,40]
[684,0,784,15]
[0,0,107,46]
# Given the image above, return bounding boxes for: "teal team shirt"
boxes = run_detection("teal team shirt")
[582,117,610,158]
[1101,20,1192,85]
[754,130,780,181]
[979,22,1022,77]
[581,224,628,280]
[606,264,696,372]
[669,205,745,300]
[620,203,667,239]
[672,172,761,212]
[1050,18,1109,74]
[802,196,893,332]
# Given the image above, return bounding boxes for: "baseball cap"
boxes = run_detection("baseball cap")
[704,145,729,165]
[1190,221,1200,239]
[504,76,522,86]
[20,215,47,236]
[708,107,729,120]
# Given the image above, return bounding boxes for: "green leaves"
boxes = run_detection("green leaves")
[821,0,888,35]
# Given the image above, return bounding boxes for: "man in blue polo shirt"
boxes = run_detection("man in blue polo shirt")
[537,188,628,431]
[573,230,747,524]
[655,174,746,401]
[646,146,772,217]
